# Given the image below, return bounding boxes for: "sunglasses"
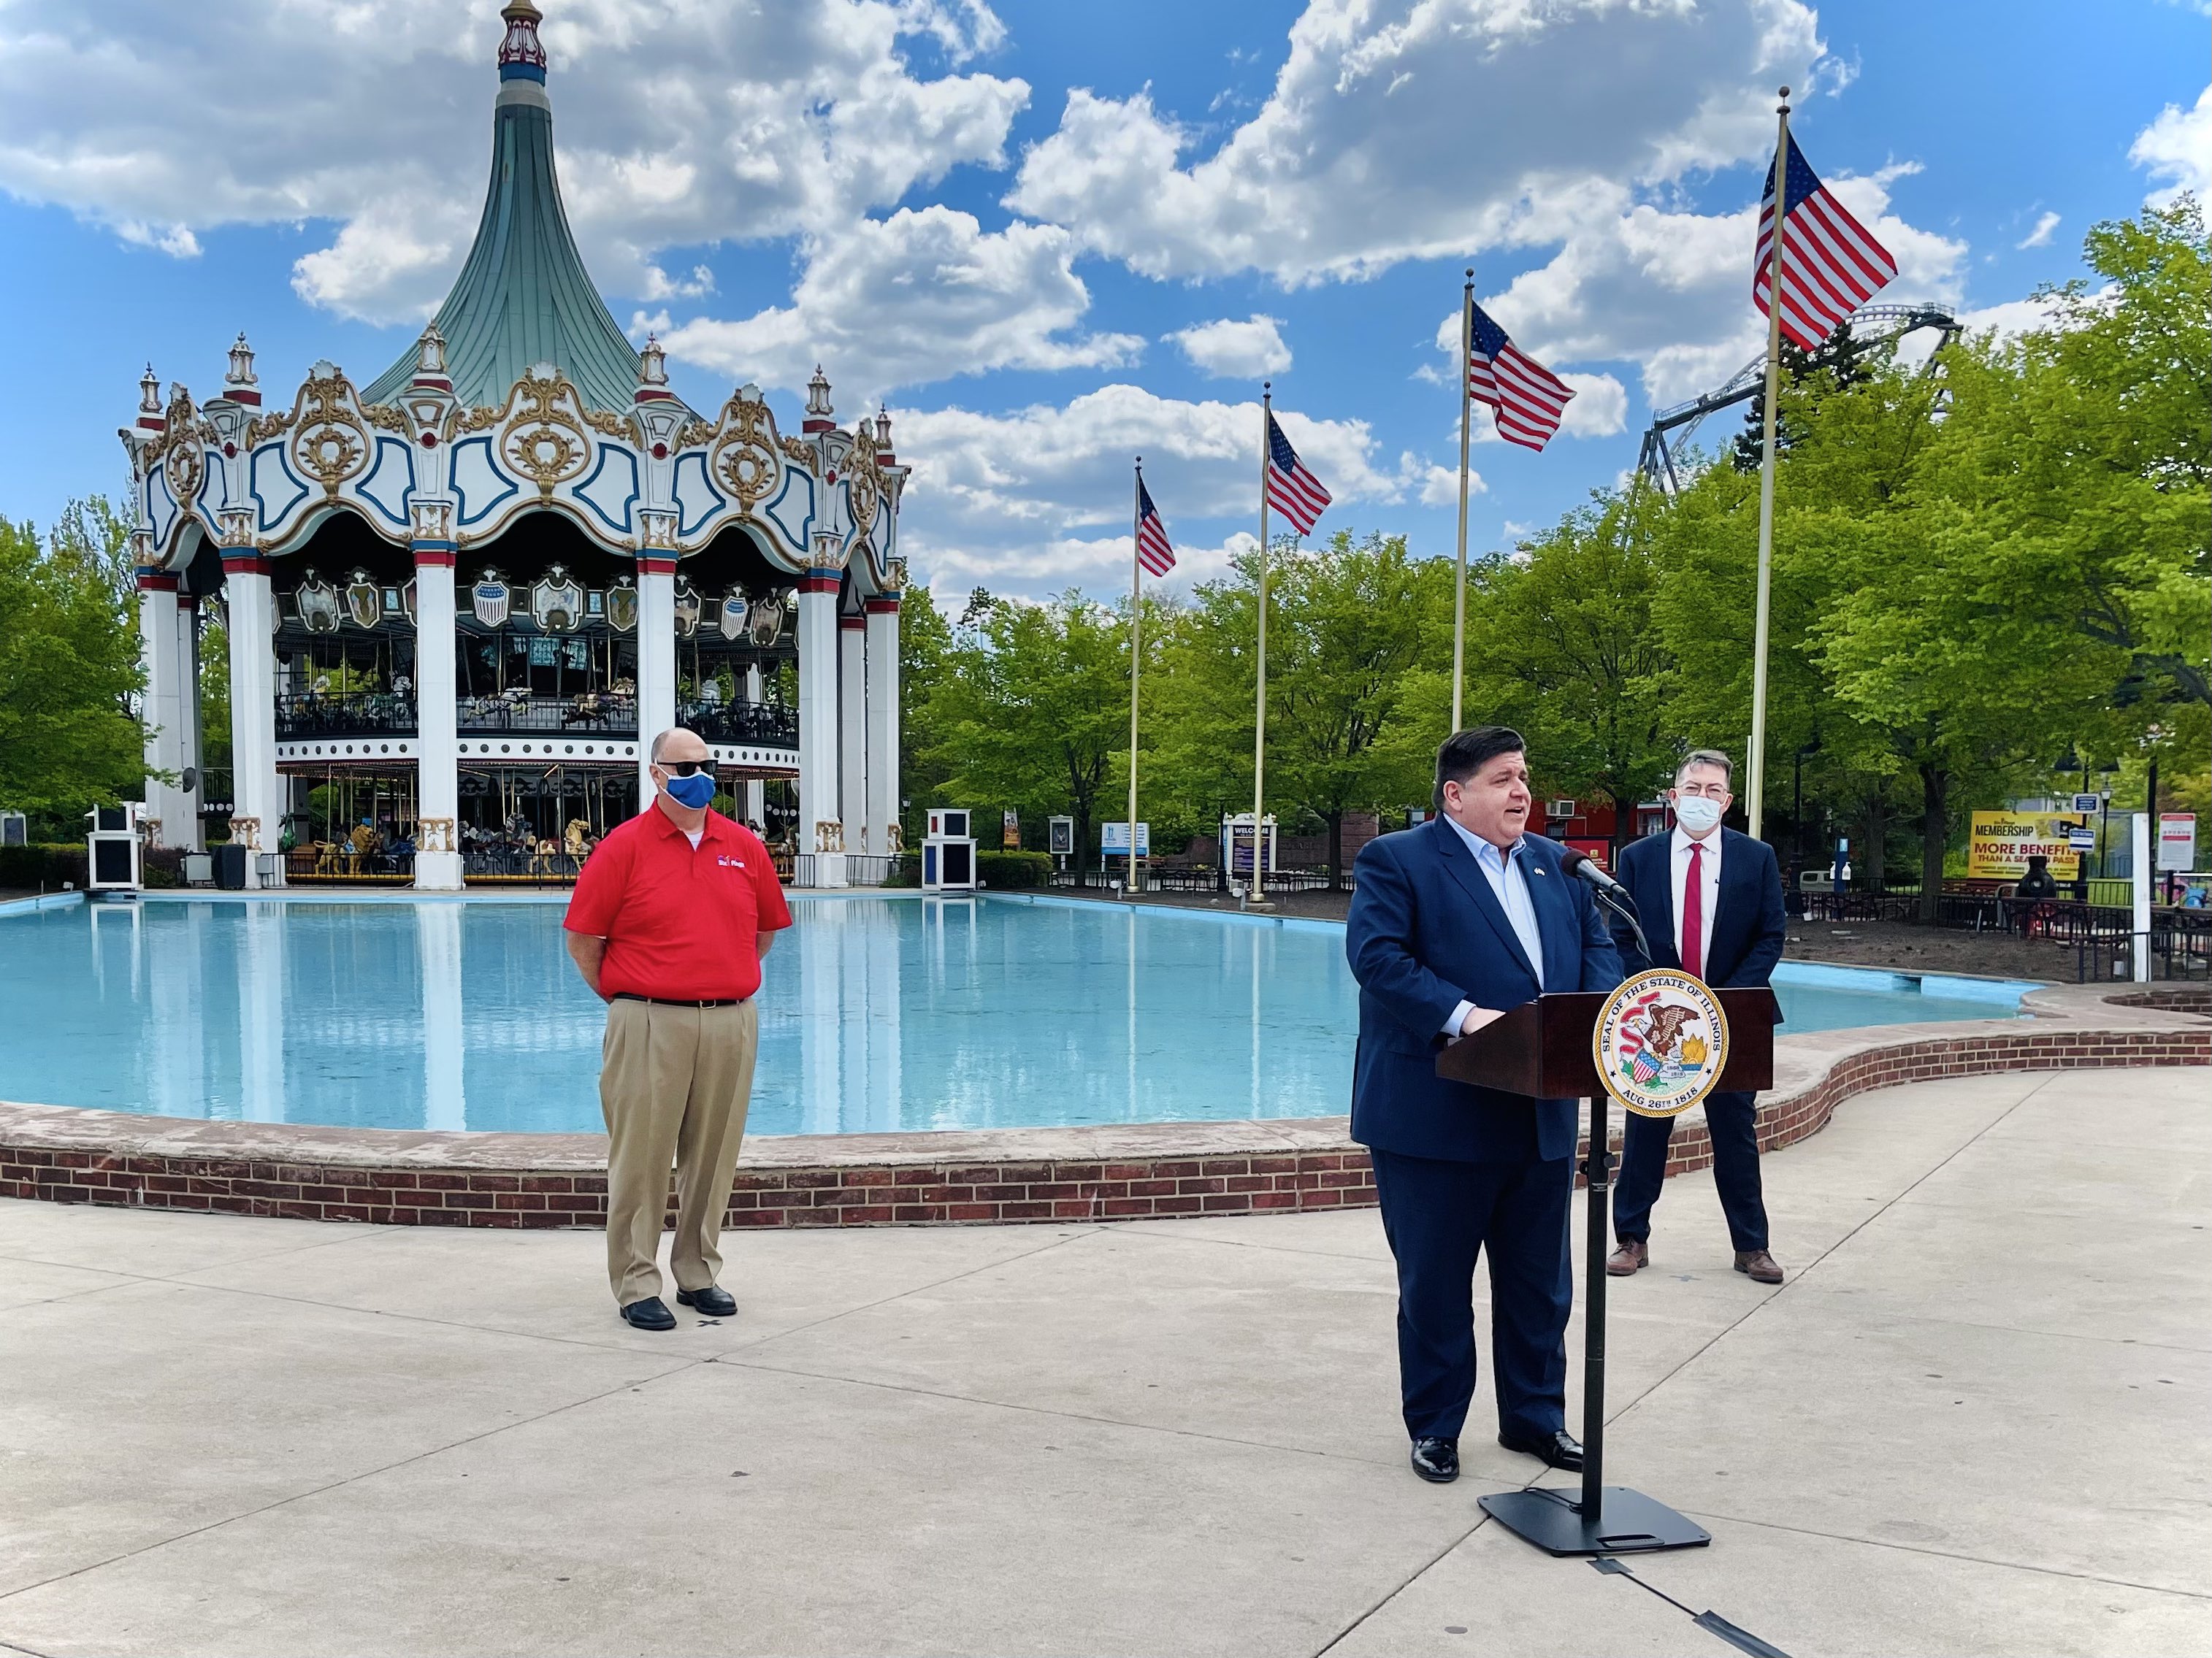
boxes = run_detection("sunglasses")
[657,759,717,778]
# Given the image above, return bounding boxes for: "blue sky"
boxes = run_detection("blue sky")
[0,0,2203,602]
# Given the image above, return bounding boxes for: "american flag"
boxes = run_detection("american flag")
[1467,302,1576,451]
[1135,473,1175,577]
[1753,132,1897,353]
[1264,412,1331,535]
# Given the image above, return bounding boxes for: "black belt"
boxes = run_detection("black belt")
[612,993,749,1008]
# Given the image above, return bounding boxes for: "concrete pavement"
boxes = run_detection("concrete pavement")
[1,1067,2206,1657]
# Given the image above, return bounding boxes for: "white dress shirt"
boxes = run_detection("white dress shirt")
[1441,813,1544,1036]
[1671,825,1723,978]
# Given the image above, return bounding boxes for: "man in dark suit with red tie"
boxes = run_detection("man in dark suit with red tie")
[1604,749,1789,1284]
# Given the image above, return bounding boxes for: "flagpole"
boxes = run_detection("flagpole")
[1453,269,1474,734]
[1128,458,1144,897]
[1247,385,1273,910]
[1746,86,1790,844]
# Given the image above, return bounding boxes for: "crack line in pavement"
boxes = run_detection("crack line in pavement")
[0,1227,1101,1364]
[1104,1224,1390,1267]
[0,1354,700,1610]
[1672,1505,2212,1602]
[0,1227,1103,1608]
[706,1347,1404,1467]
[708,1227,1100,1356]
[1309,1511,1497,1658]
[1601,1070,2067,1428]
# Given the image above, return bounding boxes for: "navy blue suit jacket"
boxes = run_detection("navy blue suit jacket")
[1609,828,1788,1019]
[1347,820,1625,1165]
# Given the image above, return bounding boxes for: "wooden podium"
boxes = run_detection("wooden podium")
[1437,987,1776,1557]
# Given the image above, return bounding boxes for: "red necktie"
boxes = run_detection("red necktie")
[1682,840,1705,979]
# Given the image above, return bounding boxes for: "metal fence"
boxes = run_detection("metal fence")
[684,701,799,748]
[463,848,583,882]
[1045,863,1347,895]
[285,846,415,883]
[458,692,638,736]
[275,693,416,740]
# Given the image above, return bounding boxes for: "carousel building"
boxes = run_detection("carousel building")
[123,0,907,889]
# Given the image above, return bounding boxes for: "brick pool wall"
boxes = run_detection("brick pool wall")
[4,990,2205,1230]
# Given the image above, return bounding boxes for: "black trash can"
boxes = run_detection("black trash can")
[213,843,249,890]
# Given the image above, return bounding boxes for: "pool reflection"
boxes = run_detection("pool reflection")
[1,897,1360,1135]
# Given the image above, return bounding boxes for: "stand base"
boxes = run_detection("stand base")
[1479,1486,1711,1557]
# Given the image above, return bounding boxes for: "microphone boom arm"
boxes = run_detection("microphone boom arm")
[1593,883,1653,967]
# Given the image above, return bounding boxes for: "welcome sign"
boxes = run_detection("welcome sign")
[1966,811,2085,880]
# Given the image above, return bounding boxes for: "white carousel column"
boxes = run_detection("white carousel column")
[864,596,900,859]
[221,552,282,886]
[635,555,678,808]
[175,592,204,851]
[838,615,868,856]
[796,567,844,886]
[743,663,766,827]
[411,547,463,890]
[137,572,183,848]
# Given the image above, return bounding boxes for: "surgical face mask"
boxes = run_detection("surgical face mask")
[1673,794,1724,836]
[661,770,716,810]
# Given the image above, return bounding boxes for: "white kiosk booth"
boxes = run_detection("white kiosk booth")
[923,807,978,891]
[87,805,144,894]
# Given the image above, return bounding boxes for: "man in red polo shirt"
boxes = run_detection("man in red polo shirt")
[564,727,792,1329]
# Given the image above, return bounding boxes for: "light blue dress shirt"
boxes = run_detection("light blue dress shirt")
[1441,813,1544,1035]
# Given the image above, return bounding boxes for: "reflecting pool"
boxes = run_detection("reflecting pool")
[0,896,2031,1135]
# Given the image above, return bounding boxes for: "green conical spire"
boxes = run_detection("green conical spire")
[362,2,656,414]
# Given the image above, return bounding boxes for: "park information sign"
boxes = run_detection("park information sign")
[1101,822,1151,856]
[2159,813,2197,873]
[1967,811,2084,880]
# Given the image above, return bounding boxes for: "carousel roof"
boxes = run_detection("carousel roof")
[360,1,661,416]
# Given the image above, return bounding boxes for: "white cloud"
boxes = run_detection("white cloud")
[657,207,1142,402]
[1417,463,1486,509]
[1557,373,1626,438]
[1006,0,1825,286]
[0,0,1029,324]
[1449,167,1965,409]
[891,383,1407,596]
[1166,315,1292,379]
[2015,210,2061,250]
[2132,85,2212,206]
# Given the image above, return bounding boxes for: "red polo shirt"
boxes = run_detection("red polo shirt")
[564,806,792,1000]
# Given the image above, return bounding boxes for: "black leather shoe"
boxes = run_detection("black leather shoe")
[619,1296,676,1331]
[676,1285,736,1318]
[1409,1437,1460,1484]
[1499,1428,1584,1471]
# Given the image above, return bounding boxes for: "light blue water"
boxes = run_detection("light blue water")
[0,897,2029,1135]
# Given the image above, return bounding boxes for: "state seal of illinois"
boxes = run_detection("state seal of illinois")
[1593,969,1730,1119]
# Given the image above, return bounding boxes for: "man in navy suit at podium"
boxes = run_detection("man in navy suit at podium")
[1346,727,1623,1486]
[1604,748,1790,1285]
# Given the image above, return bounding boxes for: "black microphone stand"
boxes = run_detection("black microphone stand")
[1481,880,1711,1556]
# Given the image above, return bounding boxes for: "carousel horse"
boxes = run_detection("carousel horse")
[527,837,563,878]
[564,819,592,862]
[313,840,342,877]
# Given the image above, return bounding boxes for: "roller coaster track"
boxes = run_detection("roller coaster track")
[1634,303,1962,494]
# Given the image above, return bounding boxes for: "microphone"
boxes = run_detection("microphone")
[1564,848,1652,962]
[1559,848,1626,896]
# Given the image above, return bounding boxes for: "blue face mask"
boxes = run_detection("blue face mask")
[662,771,716,810]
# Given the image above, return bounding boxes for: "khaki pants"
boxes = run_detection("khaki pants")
[600,997,759,1307]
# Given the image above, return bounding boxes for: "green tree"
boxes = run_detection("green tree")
[1264,531,1444,885]
[1937,200,2210,713]
[895,583,955,851]
[1469,492,1675,856]
[0,498,149,836]
[925,590,1128,881]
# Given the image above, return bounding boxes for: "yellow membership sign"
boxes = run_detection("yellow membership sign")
[1967,811,2084,880]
